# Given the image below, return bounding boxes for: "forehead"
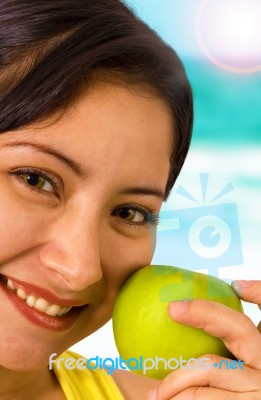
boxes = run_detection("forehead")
[5,82,173,190]
[30,81,173,145]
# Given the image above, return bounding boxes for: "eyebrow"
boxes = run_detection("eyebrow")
[4,141,89,177]
[4,140,166,200]
[119,186,165,200]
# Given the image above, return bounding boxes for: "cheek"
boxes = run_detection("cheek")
[0,193,44,263]
[76,231,157,339]
[101,228,156,294]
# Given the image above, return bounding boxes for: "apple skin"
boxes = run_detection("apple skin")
[112,265,243,379]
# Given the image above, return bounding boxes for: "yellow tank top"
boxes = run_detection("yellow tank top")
[52,350,125,400]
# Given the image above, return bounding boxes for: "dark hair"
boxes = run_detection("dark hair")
[0,0,193,199]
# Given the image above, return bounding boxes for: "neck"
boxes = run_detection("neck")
[0,366,62,400]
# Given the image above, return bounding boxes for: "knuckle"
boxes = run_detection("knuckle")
[156,374,173,398]
[186,386,205,400]
[236,313,256,338]
[196,299,216,313]
[242,314,256,329]
[199,353,220,371]
[249,393,261,400]
[201,353,218,362]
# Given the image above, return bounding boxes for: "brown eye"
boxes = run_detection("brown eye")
[113,207,146,223]
[111,205,159,228]
[22,173,48,190]
[12,169,57,194]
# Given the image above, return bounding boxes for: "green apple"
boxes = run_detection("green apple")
[112,265,243,379]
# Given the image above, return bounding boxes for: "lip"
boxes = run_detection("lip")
[0,277,88,332]
[2,275,87,307]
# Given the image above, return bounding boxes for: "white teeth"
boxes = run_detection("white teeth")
[17,288,27,300]
[26,295,36,307]
[45,304,61,316]
[5,278,72,317]
[7,279,15,290]
[58,306,67,316]
[34,298,49,313]
[45,304,72,317]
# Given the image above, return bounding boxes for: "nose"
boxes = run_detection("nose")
[39,205,103,292]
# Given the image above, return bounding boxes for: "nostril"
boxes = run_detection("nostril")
[64,270,103,292]
[38,240,102,290]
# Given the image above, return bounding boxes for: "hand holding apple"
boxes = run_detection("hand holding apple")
[150,279,261,399]
[112,265,243,379]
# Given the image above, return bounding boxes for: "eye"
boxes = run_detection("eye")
[114,207,146,223]
[112,205,159,227]
[22,172,54,192]
[10,168,58,195]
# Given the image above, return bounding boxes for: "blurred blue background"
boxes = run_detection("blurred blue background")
[125,0,261,145]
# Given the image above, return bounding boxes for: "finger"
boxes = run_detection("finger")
[155,354,260,400]
[232,280,261,309]
[232,280,261,334]
[168,299,261,369]
[169,387,247,400]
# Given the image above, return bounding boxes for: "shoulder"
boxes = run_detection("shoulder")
[112,369,159,400]
[56,350,159,399]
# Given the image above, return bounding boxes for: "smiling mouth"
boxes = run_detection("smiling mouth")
[0,275,78,317]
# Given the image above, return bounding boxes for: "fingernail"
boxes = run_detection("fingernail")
[147,388,157,400]
[170,300,191,315]
[231,280,249,295]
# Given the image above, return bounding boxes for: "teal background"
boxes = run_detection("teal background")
[125,0,261,145]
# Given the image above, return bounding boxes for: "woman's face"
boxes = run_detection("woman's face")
[0,82,173,370]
